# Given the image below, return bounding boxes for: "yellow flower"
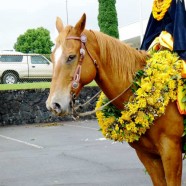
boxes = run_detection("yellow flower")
[153,90,161,100]
[155,82,164,90]
[135,111,147,124]
[137,98,147,108]
[147,97,156,105]
[146,68,153,76]
[140,80,152,93]
[157,106,166,114]
[111,130,118,140]
[148,113,155,123]
[126,122,138,133]
[128,103,139,115]
[168,79,176,89]
[136,88,146,96]
[115,124,119,131]
[119,111,131,122]
[141,119,149,128]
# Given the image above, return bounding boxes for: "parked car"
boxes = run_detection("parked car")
[0,52,53,84]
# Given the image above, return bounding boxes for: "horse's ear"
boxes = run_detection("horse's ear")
[56,17,64,33]
[74,13,86,35]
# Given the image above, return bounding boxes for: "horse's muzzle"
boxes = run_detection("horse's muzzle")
[46,100,71,116]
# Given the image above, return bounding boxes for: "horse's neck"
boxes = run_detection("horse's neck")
[92,32,147,109]
[95,66,134,110]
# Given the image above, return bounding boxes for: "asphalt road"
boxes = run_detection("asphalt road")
[0,120,186,186]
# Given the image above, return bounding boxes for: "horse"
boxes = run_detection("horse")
[46,13,184,186]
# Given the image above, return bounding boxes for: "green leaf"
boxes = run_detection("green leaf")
[181,96,186,103]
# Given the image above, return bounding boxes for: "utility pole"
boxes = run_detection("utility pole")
[139,0,143,44]
[66,0,69,25]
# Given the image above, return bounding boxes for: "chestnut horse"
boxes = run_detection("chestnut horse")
[46,14,184,186]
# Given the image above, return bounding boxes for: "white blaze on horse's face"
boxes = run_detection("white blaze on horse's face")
[50,47,70,115]
[54,45,63,65]
[53,45,63,77]
[46,43,72,116]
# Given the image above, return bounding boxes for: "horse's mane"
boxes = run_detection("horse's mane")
[92,30,148,82]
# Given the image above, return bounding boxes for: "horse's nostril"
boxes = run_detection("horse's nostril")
[52,102,63,114]
[53,102,61,110]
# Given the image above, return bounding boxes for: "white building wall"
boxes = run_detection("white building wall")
[119,19,148,48]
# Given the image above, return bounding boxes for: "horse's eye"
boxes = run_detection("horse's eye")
[67,55,76,63]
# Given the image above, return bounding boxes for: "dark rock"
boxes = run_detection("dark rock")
[0,87,100,125]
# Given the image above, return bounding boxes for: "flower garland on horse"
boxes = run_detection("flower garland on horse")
[96,50,184,143]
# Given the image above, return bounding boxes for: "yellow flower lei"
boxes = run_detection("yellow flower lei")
[152,0,172,21]
[96,50,183,143]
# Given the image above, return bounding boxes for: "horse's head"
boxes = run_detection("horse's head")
[46,14,97,116]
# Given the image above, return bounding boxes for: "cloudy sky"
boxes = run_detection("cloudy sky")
[0,0,153,50]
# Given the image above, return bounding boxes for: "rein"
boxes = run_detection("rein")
[66,33,132,119]
[76,83,132,118]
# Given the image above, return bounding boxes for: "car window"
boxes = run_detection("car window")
[31,56,49,64]
[0,55,23,62]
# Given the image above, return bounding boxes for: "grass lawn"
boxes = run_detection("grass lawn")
[0,81,98,90]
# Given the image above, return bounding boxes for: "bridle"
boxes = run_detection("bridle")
[65,33,132,119]
[66,33,100,118]
[66,34,98,91]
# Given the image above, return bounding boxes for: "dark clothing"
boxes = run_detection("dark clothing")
[140,0,186,60]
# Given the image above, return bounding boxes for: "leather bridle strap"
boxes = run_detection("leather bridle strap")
[66,34,97,90]
[66,36,97,65]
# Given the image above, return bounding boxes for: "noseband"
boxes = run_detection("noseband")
[66,34,98,90]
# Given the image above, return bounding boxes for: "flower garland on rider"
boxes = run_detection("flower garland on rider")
[152,0,172,21]
[96,50,183,143]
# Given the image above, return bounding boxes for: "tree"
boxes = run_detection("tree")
[98,0,119,38]
[14,27,54,54]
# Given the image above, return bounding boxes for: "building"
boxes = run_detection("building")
[119,19,148,49]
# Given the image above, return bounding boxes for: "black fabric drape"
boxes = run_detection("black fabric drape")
[140,0,186,60]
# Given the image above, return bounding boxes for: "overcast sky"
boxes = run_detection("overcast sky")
[0,0,153,50]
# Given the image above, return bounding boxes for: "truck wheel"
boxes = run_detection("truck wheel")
[2,72,18,84]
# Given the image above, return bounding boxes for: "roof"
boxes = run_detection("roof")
[0,52,42,56]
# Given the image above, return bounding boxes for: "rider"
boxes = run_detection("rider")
[140,0,186,114]
[140,0,186,67]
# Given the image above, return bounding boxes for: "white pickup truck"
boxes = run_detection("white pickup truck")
[0,52,53,84]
